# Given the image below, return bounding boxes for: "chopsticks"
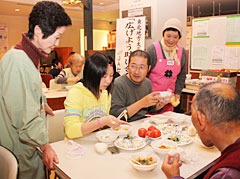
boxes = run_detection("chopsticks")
[117,109,128,122]
[145,114,153,117]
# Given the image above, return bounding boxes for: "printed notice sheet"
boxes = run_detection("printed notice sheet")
[193,19,209,37]
[191,46,208,69]
[224,47,240,69]
[226,16,240,44]
[211,46,225,65]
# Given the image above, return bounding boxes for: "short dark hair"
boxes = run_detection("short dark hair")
[69,51,76,57]
[128,50,151,66]
[194,82,240,126]
[83,52,115,98]
[51,58,61,67]
[163,27,181,39]
[27,1,72,39]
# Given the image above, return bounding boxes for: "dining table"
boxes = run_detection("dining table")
[44,88,69,110]
[44,112,220,179]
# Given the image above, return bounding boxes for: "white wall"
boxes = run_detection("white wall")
[119,0,187,49]
[0,15,115,59]
[80,29,109,56]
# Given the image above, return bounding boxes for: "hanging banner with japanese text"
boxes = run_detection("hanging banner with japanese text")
[115,17,146,75]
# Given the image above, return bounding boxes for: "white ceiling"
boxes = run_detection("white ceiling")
[0,0,239,22]
[0,0,119,22]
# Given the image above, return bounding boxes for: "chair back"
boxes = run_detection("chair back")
[49,79,63,90]
[0,146,18,179]
[47,109,65,143]
[41,74,53,88]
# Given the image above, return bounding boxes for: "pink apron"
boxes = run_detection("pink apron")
[149,42,183,112]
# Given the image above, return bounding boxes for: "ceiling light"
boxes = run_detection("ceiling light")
[99,2,104,5]
[15,9,20,12]
[62,0,82,6]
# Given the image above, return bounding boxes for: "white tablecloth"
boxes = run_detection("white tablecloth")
[43,89,68,99]
[49,113,220,179]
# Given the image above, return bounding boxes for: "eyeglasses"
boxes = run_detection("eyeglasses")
[130,64,148,71]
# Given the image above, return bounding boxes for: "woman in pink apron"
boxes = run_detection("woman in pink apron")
[147,18,187,112]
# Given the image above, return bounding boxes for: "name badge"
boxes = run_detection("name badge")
[167,60,174,66]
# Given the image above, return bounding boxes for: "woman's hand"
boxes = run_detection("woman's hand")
[44,103,54,116]
[102,115,129,129]
[40,144,59,170]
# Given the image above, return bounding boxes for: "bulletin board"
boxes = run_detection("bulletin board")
[191,15,240,70]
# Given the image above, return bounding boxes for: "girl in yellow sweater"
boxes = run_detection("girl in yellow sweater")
[64,52,127,139]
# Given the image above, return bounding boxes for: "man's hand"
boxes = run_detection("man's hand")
[40,144,59,170]
[140,92,160,108]
[161,154,182,179]
[44,103,54,116]
[156,100,169,111]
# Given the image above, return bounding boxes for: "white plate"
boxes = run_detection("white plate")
[158,123,182,136]
[114,136,146,151]
[167,134,192,146]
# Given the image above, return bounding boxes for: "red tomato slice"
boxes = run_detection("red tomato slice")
[146,130,154,138]
[148,126,157,131]
[152,129,161,138]
[138,128,147,138]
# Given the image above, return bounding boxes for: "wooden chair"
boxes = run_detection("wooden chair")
[41,74,53,88]
[0,145,18,179]
[47,109,65,143]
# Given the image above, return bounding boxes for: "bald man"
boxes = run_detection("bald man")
[162,82,240,179]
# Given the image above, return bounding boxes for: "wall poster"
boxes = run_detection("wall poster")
[122,7,151,38]
[0,25,8,53]
[115,16,146,75]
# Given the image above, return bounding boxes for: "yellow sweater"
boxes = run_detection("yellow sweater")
[64,82,111,139]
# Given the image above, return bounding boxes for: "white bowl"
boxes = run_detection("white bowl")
[129,152,160,171]
[151,139,177,154]
[159,91,172,98]
[150,114,171,124]
[170,116,186,125]
[96,130,118,143]
[111,124,132,136]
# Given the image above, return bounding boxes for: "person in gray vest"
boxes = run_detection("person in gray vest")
[55,52,84,86]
